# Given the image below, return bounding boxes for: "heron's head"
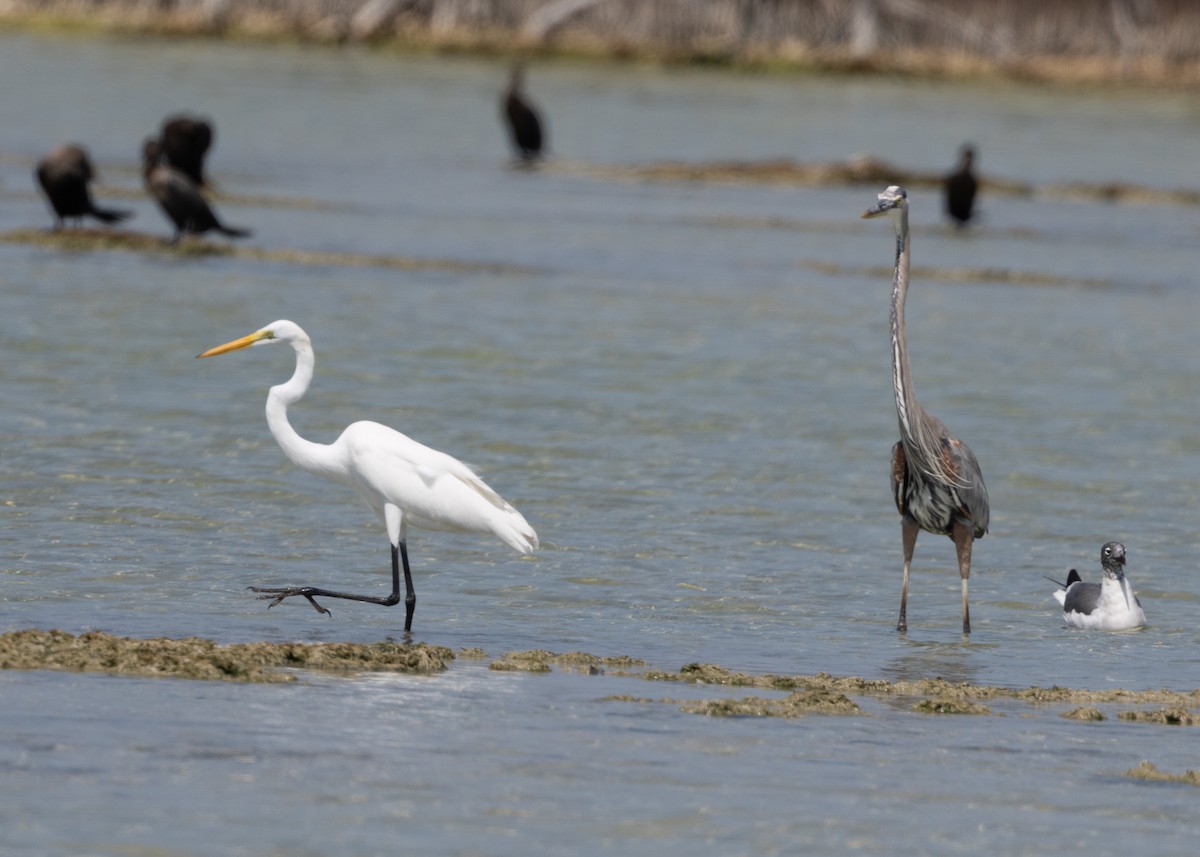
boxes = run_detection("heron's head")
[197,320,309,359]
[1100,541,1127,579]
[862,186,908,221]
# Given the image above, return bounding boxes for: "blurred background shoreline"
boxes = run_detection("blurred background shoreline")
[4,0,1200,88]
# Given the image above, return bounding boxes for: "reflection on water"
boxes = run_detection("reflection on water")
[1,30,1199,857]
[882,640,990,686]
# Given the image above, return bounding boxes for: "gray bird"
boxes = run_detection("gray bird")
[35,144,132,229]
[142,138,249,243]
[863,186,990,634]
[1047,542,1145,630]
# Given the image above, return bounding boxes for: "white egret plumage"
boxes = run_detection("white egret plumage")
[197,320,538,632]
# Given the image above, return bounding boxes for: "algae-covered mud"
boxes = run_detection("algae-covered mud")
[0,227,534,273]
[561,155,1200,207]
[6,632,1196,729]
[0,629,452,682]
[1124,762,1200,786]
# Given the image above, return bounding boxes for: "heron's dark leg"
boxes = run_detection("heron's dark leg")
[898,517,918,633]
[952,521,974,635]
[250,541,414,628]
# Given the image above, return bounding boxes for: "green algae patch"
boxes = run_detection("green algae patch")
[1124,761,1200,785]
[490,649,645,674]
[0,629,452,683]
[2,227,234,257]
[638,663,1200,721]
[912,697,991,716]
[567,156,1200,207]
[1118,708,1200,726]
[681,689,860,719]
[1,227,535,275]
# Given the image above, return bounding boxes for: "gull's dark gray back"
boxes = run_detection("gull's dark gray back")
[1063,581,1101,615]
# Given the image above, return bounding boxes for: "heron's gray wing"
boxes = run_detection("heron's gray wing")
[1062,581,1101,615]
[942,435,989,535]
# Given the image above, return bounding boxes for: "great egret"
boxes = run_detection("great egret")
[944,144,978,227]
[142,139,250,243]
[863,186,990,634]
[35,144,132,229]
[197,320,538,632]
[502,63,545,163]
[1047,542,1145,631]
[160,114,215,188]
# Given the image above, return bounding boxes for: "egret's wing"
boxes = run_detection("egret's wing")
[342,421,519,529]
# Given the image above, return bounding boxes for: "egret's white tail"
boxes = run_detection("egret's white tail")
[495,505,538,554]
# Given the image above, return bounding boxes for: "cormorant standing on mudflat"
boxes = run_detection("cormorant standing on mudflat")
[35,144,132,229]
[142,138,250,243]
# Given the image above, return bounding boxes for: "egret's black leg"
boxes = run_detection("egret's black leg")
[397,541,416,632]
[250,541,412,625]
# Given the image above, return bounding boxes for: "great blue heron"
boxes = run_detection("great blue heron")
[1047,542,1145,630]
[197,320,538,632]
[142,139,250,243]
[34,144,132,229]
[862,186,990,634]
[502,64,545,163]
[160,114,214,188]
[943,144,978,227]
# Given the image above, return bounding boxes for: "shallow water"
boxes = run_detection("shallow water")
[1,31,1199,856]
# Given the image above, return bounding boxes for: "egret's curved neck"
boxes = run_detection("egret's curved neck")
[890,208,921,441]
[265,341,341,479]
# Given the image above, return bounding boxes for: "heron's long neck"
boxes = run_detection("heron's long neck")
[890,212,921,443]
[265,342,342,479]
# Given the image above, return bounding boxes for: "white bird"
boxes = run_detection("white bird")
[197,320,538,632]
[1047,542,1145,631]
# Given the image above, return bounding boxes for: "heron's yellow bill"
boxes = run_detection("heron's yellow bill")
[197,329,271,359]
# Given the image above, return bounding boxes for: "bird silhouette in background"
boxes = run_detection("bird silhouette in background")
[159,114,215,188]
[34,144,132,229]
[502,63,545,164]
[863,186,990,634]
[197,320,538,633]
[1047,542,1145,630]
[142,138,250,243]
[943,144,978,227]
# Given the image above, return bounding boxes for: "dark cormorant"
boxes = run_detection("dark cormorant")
[142,139,250,243]
[160,114,215,187]
[943,144,978,227]
[502,64,545,163]
[34,144,132,229]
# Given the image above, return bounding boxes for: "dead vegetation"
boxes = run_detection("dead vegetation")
[5,0,1200,86]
